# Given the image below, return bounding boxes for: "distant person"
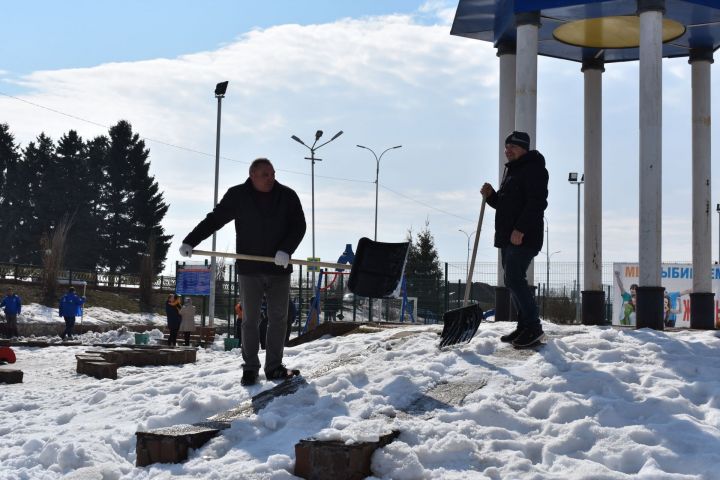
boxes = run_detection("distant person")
[165,294,182,347]
[285,298,297,345]
[59,286,86,341]
[481,131,549,349]
[178,158,306,386]
[179,297,197,346]
[0,287,21,338]
[234,301,243,344]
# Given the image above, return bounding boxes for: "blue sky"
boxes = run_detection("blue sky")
[2,1,719,277]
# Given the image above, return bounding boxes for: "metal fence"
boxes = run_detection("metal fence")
[0,259,619,326]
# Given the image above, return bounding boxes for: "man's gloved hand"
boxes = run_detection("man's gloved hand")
[179,243,193,258]
[274,250,290,268]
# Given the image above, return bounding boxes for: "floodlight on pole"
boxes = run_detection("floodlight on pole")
[568,172,584,323]
[290,130,344,269]
[355,144,402,241]
[209,81,228,327]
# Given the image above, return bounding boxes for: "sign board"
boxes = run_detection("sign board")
[176,266,212,296]
[307,257,321,272]
[612,262,720,328]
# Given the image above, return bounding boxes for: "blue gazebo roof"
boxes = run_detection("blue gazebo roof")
[451,0,720,63]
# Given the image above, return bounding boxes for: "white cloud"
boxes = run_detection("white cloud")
[1,9,718,277]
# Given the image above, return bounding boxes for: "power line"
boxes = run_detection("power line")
[1,90,474,223]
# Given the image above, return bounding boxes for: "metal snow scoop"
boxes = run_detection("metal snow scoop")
[193,237,409,299]
[439,198,486,348]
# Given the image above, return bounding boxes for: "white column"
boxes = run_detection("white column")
[638,7,663,286]
[690,50,713,293]
[497,41,516,287]
[515,17,539,148]
[515,12,540,285]
[583,61,603,291]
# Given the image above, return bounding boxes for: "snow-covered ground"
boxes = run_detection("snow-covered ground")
[17,303,174,329]
[2,306,720,479]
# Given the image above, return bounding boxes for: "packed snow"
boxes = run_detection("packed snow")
[2,307,720,479]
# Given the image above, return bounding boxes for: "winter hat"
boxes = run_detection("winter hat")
[505,131,530,151]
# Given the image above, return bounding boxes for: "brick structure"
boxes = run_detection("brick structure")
[294,431,400,480]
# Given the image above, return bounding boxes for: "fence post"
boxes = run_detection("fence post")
[444,263,449,313]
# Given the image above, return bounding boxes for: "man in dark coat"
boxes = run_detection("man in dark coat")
[481,131,549,348]
[179,158,306,386]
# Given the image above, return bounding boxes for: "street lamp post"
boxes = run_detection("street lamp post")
[568,172,584,323]
[458,229,475,275]
[209,80,228,328]
[291,130,344,268]
[356,145,402,241]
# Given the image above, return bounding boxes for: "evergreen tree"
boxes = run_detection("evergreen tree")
[97,121,171,276]
[0,124,22,259]
[405,221,444,313]
[19,134,58,264]
[56,130,100,270]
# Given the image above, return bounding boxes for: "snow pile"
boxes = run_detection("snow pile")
[2,311,720,479]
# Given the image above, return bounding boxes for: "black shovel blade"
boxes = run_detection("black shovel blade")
[348,237,409,298]
[439,304,483,348]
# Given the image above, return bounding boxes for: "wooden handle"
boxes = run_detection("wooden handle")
[192,249,351,270]
[464,198,486,306]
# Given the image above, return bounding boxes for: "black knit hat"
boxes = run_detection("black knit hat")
[505,131,530,151]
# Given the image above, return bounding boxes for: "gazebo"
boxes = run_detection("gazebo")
[451,0,720,329]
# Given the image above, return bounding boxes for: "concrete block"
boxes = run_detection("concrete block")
[83,361,118,380]
[0,369,23,384]
[294,431,399,480]
[135,423,224,466]
[157,349,188,365]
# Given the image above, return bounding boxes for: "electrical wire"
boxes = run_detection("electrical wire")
[1,90,476,223]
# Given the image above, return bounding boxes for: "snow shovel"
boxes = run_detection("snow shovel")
[192,237,409,299]
[439,198,485,348]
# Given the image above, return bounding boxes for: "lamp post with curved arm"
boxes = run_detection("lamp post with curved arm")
[291,130,344,263]
[458,229,476,276]
[356,145,402,241]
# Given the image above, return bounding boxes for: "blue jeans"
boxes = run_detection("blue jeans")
[501,245,541,331]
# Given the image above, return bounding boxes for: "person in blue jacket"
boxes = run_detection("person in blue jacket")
[59,287,86,340]
[0,287,22,338]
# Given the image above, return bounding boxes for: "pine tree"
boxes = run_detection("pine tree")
[16,134,58,264]
[0,124,21,259]
[96,121,171,277]
[405,221,444,313]
[55,130,100,270]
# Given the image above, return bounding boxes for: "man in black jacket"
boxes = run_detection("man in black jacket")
[481,131,548,348]
[179,158,306,385]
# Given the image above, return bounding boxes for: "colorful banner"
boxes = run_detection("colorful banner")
[612,263,720,328]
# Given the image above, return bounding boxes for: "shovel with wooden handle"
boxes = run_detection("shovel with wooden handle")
[439,198,486,348]
[192,237,410,299]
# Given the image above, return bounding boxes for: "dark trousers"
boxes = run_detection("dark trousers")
[238,273,290,375]
[183,331,191,346]
[62,316,76,339]
[168,325,179,346]
[5,314,18,338]
[501,245,541,332]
